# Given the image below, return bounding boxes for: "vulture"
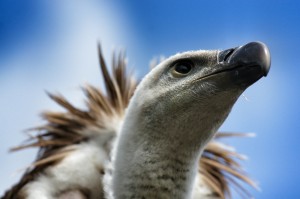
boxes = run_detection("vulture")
[1,41,271,199]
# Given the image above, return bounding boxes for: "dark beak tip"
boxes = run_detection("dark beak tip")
[223,41,271,77]
[242,41,271,77]
[260,42,271,77]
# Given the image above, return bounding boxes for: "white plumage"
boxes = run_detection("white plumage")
[1,42,270,199]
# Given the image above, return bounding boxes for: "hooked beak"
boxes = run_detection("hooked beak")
[218,41,271,77]
[211,41,271,87]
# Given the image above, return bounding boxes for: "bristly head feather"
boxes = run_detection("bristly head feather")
[200,133,258,199]
[2,44,137,199]
[3,46,255,199]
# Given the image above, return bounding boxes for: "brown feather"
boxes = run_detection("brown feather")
[1,45,137,199]
[2,46,255,199]
[200,133,258,198]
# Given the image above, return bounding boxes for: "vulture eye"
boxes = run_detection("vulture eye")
[171,61,193,77]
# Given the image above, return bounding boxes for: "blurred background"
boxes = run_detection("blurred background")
[0,0,299,198]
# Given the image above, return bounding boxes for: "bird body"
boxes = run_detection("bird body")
[1,42,270,199]
[22,140,107,199]
[1,49,135,199]
[111,42,270,199]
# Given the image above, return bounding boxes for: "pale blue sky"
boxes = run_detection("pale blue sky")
[1,1,299,198]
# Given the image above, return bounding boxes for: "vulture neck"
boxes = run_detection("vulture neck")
[112,96,222,199]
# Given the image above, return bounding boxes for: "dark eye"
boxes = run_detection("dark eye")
[171,61,193,77]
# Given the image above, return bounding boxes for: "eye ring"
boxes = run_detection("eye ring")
[171,61,193,77]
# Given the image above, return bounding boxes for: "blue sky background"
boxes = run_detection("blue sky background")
[0,0,299,198]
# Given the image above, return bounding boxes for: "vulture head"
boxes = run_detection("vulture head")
[112,42,270,199]
[1,42,270,199]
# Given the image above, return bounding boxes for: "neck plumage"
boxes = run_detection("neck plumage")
[111,99,222,199]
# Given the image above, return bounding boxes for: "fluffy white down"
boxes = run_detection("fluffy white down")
[102,136,118,199]
[23,140,108,199]
[192,174,220,199]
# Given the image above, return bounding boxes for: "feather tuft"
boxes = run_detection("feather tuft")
[2,46,255,199]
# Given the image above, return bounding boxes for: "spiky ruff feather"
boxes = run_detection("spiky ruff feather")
[2,45,259,199]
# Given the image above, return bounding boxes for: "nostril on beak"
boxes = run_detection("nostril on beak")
[228,42,271,76]
[218,48,236,63]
